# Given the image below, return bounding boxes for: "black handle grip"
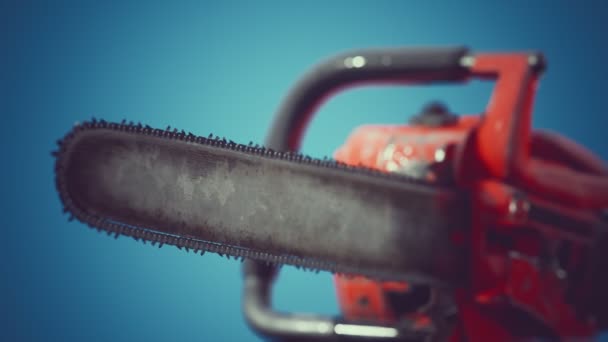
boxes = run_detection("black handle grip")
[266,46,471,151]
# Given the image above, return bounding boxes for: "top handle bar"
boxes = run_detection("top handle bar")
[266,46,471,151]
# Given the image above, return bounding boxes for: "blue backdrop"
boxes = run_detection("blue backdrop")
[3,1,607,341]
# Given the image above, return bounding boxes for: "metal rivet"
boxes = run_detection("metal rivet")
[434,148,446,163]
[460,55,475,67]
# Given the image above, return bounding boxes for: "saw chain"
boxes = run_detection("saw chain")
[53,119,469,287]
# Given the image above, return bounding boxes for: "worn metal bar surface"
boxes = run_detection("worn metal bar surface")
[54,121,469,285]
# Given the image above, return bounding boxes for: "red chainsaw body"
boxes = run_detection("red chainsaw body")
[333,54,608,341]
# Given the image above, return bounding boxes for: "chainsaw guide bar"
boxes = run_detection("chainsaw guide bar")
[53,120,469,286]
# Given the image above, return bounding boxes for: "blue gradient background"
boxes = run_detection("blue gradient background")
[3,1,607,341]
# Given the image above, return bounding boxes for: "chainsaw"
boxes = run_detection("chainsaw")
[53,46,608,341]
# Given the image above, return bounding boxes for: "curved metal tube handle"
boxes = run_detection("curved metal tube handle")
[266,46,471,151]
[242,260,437,342]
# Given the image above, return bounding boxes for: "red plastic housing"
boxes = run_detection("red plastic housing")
[333,54,608,341]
